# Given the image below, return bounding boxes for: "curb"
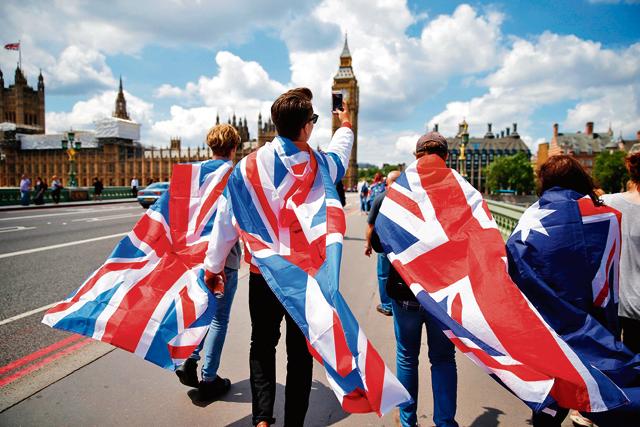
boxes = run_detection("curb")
[0,199,137,212]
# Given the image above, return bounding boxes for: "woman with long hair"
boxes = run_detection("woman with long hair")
[507,155,640,427]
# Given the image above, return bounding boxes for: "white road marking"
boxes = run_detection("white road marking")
[0,302,58,326]
[0,205,139,222]
[71,213,141,223]
[0,232,128,259]
[0,226,36,233]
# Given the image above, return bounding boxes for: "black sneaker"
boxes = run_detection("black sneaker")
[198,376,231,401]
[376,304,393,316]
[175,358,199,388]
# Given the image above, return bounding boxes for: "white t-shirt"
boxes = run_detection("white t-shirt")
[131,179,139,188]
[601,192,640,320]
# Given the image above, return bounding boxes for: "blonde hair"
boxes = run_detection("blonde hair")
[206,124,240,157]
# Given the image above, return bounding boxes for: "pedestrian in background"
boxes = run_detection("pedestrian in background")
[602,147,640,354]
[358,178,369,213]
[174,123,241,402]
[50,175,62,204]
[368,172,385,211]
[19,174,31,206]
[130,176,139,198]
[365,171,401,317]
[93,177,103,201]
[33,177,47,205]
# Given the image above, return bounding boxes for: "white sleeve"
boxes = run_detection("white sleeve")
[204,192,239,274]
[325,126,354,183]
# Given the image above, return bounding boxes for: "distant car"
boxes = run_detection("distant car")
[137,182,169,209]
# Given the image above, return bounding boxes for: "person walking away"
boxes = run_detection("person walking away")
[204,88,353,427]
[507,155,640,427]
[33,177,47,205]
[357,179,367,212]
[93,177,104,201]
[50,176,62,204]
[602,147,640,353]
[174,124,242,401]
[365,171,401,317]
[130,176,139,198]
[375,133,459,427]
[368,172,385,212]
[20,174,31,206]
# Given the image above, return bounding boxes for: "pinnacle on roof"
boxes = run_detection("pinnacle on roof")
[340,34,351,58]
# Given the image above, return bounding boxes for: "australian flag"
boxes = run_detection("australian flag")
[507,187,640,423]
[43,160,233,370]
[375,154,633,415]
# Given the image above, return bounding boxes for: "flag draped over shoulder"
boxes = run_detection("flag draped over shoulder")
[43,160,233,370]
[227,134,411,416]
[375,154,629,413]
[506,188,640,419]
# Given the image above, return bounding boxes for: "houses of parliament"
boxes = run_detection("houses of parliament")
[0,39,361,189]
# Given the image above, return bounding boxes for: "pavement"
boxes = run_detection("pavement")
[0,194,573,426]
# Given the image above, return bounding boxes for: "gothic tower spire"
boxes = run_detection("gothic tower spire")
[113,75,130,120]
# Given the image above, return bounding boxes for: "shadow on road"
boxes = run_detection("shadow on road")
[188,378,350,426]
[344,236,365,242]
[469,406,505,427]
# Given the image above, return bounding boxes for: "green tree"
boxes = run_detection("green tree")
[485,152,535,194]
[593,150,629,193]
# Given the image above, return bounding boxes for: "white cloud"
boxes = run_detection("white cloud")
[428,33,640,148]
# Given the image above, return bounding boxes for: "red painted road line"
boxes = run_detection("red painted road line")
[0,338,93,387]
[0,334,84,376]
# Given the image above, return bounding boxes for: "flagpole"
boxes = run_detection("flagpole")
[18,39,21,69]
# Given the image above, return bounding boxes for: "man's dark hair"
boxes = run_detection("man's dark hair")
[418,141,448,160]
[538,155,602,206]
[271,87,313,141]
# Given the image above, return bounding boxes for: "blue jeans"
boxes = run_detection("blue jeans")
[377,254,392,311]
[360,195,367,212]
[392,299,458,427]
[190,267,239,381]
[20,191,30,206]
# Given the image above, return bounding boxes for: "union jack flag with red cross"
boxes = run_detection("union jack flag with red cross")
[42,160,233,369]
[225,130,411,416]
[375,154,629,413]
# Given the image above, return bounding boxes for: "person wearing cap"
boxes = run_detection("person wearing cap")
[381,132,459,427]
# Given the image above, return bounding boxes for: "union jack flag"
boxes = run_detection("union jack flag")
[375,154,629,413]
[43,160,233,369]
[224,131,411,415]
[4,42,20,51]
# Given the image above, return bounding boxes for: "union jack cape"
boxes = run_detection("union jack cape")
[42,160,233,369]
[506,188,640,422]
[224,132,411,415]
[375,154,631,413]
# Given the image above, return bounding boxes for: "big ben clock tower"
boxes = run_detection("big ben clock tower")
[331,35,359,189]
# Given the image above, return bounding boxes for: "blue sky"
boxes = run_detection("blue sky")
[1,0,638,165]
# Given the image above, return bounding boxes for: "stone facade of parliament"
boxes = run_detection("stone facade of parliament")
[0,43,360,188]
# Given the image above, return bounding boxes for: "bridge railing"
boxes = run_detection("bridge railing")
[0,187,138,206]
[486,200,527,240]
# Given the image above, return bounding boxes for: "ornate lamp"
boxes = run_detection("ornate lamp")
[62,131,81,187]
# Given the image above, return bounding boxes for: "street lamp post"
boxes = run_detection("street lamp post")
[459,133,469,180]
[62,131,82,187]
